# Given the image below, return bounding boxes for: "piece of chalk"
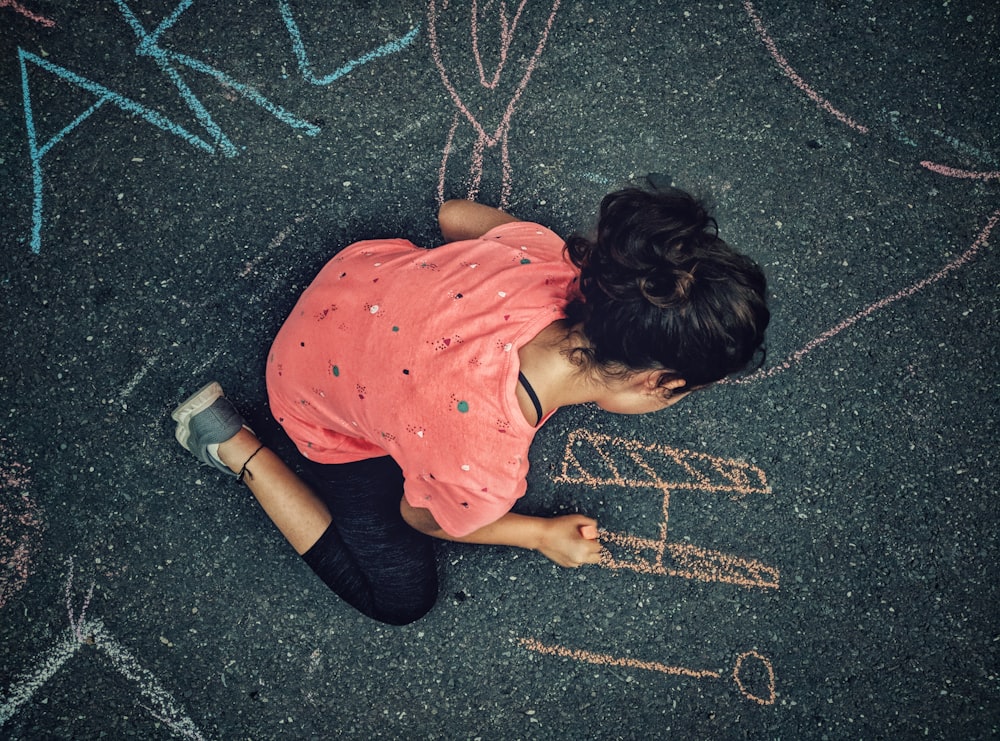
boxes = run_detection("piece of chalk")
[580,524,599,540]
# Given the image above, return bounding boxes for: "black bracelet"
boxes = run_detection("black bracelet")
[236,444,265,483]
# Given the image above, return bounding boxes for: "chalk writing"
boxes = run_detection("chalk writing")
[428,0,561,208]
[18,0,419,253]
[743,0,869,133]
[18,48,215,254]
[554,429,779,590]
[518,638,776,706]
[737,208,999,383]
[1,0,54,27]
[278,0,420,86]
[112,0,320,157]
[0,561,206,739]
[0,442,43,610]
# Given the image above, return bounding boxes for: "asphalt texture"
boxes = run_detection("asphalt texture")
[1,1,998,739]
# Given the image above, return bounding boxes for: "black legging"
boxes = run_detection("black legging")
[295,454,439,625]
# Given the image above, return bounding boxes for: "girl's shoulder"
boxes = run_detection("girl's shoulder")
[480,220,562,244]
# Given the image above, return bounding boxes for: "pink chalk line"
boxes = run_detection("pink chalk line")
[1,446,42,611]
[471,0,528,89]
[737,208,999,383]
[240,213,309,278]
[920,162,1000,180]
[0,0,55,27]
[743,0,869,134]
[428,0,561,207]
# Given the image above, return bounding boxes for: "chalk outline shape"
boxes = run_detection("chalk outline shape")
[519,638,776,706]
[0,564,205,740]
[1,0,55,27]
[427,0,562,208]
[278,0,421,86]
[554,429,779,590]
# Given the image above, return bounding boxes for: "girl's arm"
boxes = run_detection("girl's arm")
[438,199,519,242]
[401,497,602,568]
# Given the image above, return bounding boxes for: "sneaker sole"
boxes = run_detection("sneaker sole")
[171,381,225,451]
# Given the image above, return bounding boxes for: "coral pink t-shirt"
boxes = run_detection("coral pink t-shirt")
[266,221,578,537]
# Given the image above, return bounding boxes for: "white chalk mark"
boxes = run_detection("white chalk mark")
[0,564,206,739]
[119,354,159,402]
[0,619,206,739]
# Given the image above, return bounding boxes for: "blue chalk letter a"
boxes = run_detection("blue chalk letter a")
[18,48,214,254]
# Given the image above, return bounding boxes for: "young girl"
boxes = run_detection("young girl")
[172,184,769,625]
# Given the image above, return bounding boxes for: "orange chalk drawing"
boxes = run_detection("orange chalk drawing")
[519,638,776,706]
[554,429,779,589]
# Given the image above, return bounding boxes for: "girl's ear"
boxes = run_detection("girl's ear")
[644,371,687,394]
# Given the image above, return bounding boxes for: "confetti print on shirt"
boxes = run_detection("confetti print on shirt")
[428,334,463,351]
[356,383,367,400]
[449,394,470,413]
[315,304,338,321]
[364,302,385,318]
[405,424,426,438]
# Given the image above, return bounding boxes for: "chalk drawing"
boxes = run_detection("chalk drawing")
[18,48,217,253]
[239,212,309,278]
[0,441,43,610]
[554,429,779,590]
[929,129,1000,169]
[737,208,999,383]
[278,0,420,86]
[742,0,869,134]
[919,162,1000,181]
[735,3,999,381]
[1,0,54,27]
[18,0,423,253]
[519,638,776,705]
[112,0,320,158]
[118,354,161,404]
[0,560,206,740]
[427,0,561,208]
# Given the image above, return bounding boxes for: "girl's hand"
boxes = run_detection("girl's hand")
[535,515,603,568]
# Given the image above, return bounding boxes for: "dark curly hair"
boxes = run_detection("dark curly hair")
[563,185,769,389]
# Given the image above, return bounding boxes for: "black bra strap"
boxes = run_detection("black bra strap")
[517,371,544,426]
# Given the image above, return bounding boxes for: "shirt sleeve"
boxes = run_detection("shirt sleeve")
[403,472,527,538]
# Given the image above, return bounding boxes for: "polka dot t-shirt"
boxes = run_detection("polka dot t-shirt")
[266,221,578,537]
